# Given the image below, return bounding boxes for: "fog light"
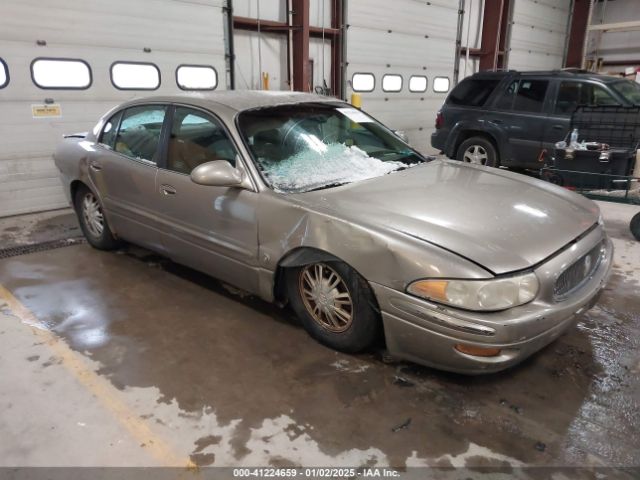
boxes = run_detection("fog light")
[454,344,502,357]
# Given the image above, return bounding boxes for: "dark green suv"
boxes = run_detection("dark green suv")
[431,70,640,169]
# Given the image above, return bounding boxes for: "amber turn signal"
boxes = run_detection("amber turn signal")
[454,344,502,357]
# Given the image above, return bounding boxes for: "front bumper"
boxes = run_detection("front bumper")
[372,226,613,374]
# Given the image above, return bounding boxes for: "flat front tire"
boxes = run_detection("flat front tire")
[456,136,499,167]
[74,185,120,250]
[287,261,380,353]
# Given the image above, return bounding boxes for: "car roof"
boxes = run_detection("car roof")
[470,69,622,83]
[120,90,341,112]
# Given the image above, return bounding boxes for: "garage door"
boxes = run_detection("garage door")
[0,0,228,217]
[507,0,571,71]
[345,0,461,154]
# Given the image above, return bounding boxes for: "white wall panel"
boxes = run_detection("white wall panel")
[0,0,227,217]
[589,0,640,73]
[346,0,460,154]
[507,0,571,71]
[234,31,289,90]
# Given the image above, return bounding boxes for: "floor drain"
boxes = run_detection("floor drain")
[0,237,86,259]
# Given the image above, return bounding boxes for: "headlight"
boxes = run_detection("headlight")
[407,272,539,311]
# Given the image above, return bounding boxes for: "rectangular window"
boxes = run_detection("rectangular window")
[167,107,237,174]
[31,58,91,89]
[554,81,619,115]
[513,79,549,113]
[352,73,375,92]
[409,75,427,92]
[0,58,8,88]
[176,65,217,90]
[111,62,160,90]
[114,105,167,163]
[382,74,403,92]
[448,78,500,107]
[433,77,450,93]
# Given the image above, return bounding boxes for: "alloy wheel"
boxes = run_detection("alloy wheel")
[463,145,489,165]
[82,192,104,237]
[299,263,353,332]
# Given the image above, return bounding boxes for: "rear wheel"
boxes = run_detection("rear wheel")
[456,136,499,167]
[74,185,120,250]
[287,261,380,353]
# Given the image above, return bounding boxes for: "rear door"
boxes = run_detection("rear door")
[488,77,551,168]
[89,104,167,251]
[155,105,260,292]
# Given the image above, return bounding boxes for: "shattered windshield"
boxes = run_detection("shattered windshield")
[237,102,428,193]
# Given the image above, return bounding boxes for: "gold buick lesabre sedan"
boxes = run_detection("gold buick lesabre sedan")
[54,91,612,374]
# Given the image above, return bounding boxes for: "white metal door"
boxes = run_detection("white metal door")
[0,0,227,217]
[345,0,461,154]
[507,0,572,71]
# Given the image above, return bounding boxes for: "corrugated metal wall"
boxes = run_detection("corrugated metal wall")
[345,0,461,154]
[0,0,227,217]
[507,0,572,71]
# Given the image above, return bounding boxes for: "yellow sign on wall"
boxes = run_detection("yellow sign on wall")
[32,104,62,118]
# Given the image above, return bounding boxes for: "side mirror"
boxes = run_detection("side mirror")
[191,160,246,188]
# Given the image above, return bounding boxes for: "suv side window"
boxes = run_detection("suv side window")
[495,80,517,110]
[447,78,501,107]
[167,107,237,175]
[513,80,549,113]
[114,105,167,163]
[554,81,619,115]
[99,111,122,149]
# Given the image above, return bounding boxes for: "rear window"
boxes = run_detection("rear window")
[447,78,500,107]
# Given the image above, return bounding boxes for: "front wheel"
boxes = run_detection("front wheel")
[75,185,120,250]
[287,261,380,353]
[456,136,499,167]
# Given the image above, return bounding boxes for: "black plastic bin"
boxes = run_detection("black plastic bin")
[550,148,635,189]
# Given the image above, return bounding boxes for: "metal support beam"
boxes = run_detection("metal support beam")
[233,16,339,38]
[565,0,591,68]
[330,0,344,98]
[478,0,510,71]
[291,0,310,92]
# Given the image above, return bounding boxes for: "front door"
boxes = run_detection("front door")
[155,106,260,292]
[89,104,168,251]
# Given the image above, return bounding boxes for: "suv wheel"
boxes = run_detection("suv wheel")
[457,137,498,167]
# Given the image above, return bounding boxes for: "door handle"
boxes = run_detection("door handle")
[161,184,177,196]
[89,161,102,171]
[488,119,503,125]
[552,125,565,130]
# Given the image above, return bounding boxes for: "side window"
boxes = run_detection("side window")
[554,81,581,115]
[495,80,517,110]
[167,107,237,175]
[591,84,619,106]
[447,78,500,106]
[99,111,123,148]
[513,80,549,113]
[114,105,167,163]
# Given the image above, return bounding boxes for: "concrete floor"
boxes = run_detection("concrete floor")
[0,202,639,478]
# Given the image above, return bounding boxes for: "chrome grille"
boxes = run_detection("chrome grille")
[554,242,603,299]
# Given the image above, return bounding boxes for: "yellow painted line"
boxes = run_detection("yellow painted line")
[0,284,197,471]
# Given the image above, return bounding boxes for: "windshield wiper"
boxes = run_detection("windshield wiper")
[305,182,351,192]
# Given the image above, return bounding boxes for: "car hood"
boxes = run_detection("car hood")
[291,160,599,274]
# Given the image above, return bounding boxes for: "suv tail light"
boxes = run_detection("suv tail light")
[435,111,444,129]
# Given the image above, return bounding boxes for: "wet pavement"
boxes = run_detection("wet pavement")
[0,202,639,477]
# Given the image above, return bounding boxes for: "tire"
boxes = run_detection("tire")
[74,184,120,250]
[456,136,499,167]
[631,212,640,241]
[286,261,380,353]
